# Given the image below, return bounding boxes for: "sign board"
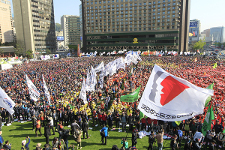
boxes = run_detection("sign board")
[133,38,138,44]
[57,36,64,41]
[190,21,198,28]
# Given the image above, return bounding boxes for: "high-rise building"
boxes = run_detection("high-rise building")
[0,0,14,43]
[12,0,56,54]
[210,27,225,43]
[79,4,83,47]
[80,0,190,53]
[61,15,81,47]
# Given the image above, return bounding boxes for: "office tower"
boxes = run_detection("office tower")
[61,15,81,47]
[80,0,190,53]
[210,27,225,43]
[12,0,56,54]
[0,0,14,43]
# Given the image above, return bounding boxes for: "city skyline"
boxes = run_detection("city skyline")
[9,0,225,32]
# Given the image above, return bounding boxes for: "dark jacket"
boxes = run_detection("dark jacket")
[44,125,51,137]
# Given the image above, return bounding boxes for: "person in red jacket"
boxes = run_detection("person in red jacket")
[141,117,146,131]
[147,117,152,132]
[92,109,97,126]
[102,112,107,126]
[98,111,102,126]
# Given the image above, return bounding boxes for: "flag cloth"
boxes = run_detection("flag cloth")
[140,111,144,120]
[25,74,40,101]
[0,87,15,115]
[223,128,225,133]
[120,86,141,102]
[42,75,51,104]
[205,83,214,106]
[213,62,217,69]
[138,64,214,121]
[94,61,104,73]
[175,121,181,126]
[79,79,87,104]
[202,106,214,136]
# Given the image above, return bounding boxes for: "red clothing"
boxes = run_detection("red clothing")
[147,118,152,124]
[98,114,102,120]
[141,118,146,124]
[102,114,107,121]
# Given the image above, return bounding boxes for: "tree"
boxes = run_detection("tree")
[26,49,33,59]
[193,39,206,51]
[14,43,24,56]
[55,23,61,32]
[68,45,78,53]
[0,48,4,56]
[46,49,51,55]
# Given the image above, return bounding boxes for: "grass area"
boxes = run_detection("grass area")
[3,121,175,150]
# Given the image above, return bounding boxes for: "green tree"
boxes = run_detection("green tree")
[26,49,33,59]
[193,39,206,51]
[14,43,24,56]
[46,49,51,55]
[55,23,61,32]
[0,48,4,56]
[68,45,78,53]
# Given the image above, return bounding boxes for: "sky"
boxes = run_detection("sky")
[9,0,225,32]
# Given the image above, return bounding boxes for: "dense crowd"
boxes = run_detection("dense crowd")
[0,56,224,150]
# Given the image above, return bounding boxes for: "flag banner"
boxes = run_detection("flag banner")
[138,65,214,121]
[25,75,40,101]
[213,62,217,69]
[0,87,15,115]
[121,86,141,102]
[175,121,181,126]
[205,83,214,106]
[109,60,117,76]
[202,106,214,136]
[140,111,145,120]
[116,57,125,71]
[94,61,104,73]
[99,66,105,89]
[79,79,87,104]
[104,61,113,76]
[42,75,51,104]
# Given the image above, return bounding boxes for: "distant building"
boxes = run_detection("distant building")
[55,31,65,50]
[189,19,201,43]
[201,29,210,38]
[79,4,83,47]
[80,0,190,53]
[61,15,81,47]
[12,0,56,54]
[0,0,14,43]
[0,46,15,57]
[210,26,225,43]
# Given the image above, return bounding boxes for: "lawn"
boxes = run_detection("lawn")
[2,121,175,150]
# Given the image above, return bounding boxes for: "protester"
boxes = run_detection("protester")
[148,131,155,150]
[156,129,164,150]
[101,124,108,145]
[3,140,11,150]
[0,55,224,149]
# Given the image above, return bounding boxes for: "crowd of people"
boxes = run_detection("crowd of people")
[0,55,224,150]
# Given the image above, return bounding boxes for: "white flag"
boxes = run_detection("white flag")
[99,66,105,89]
[79,79,87,104]
[104,61,113,76]
[0,87,15,115]
[138,65,214,121]
[25,75,40,101]
[116,57,125,71]
[42,75,51,104]
[94,61,104,73]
